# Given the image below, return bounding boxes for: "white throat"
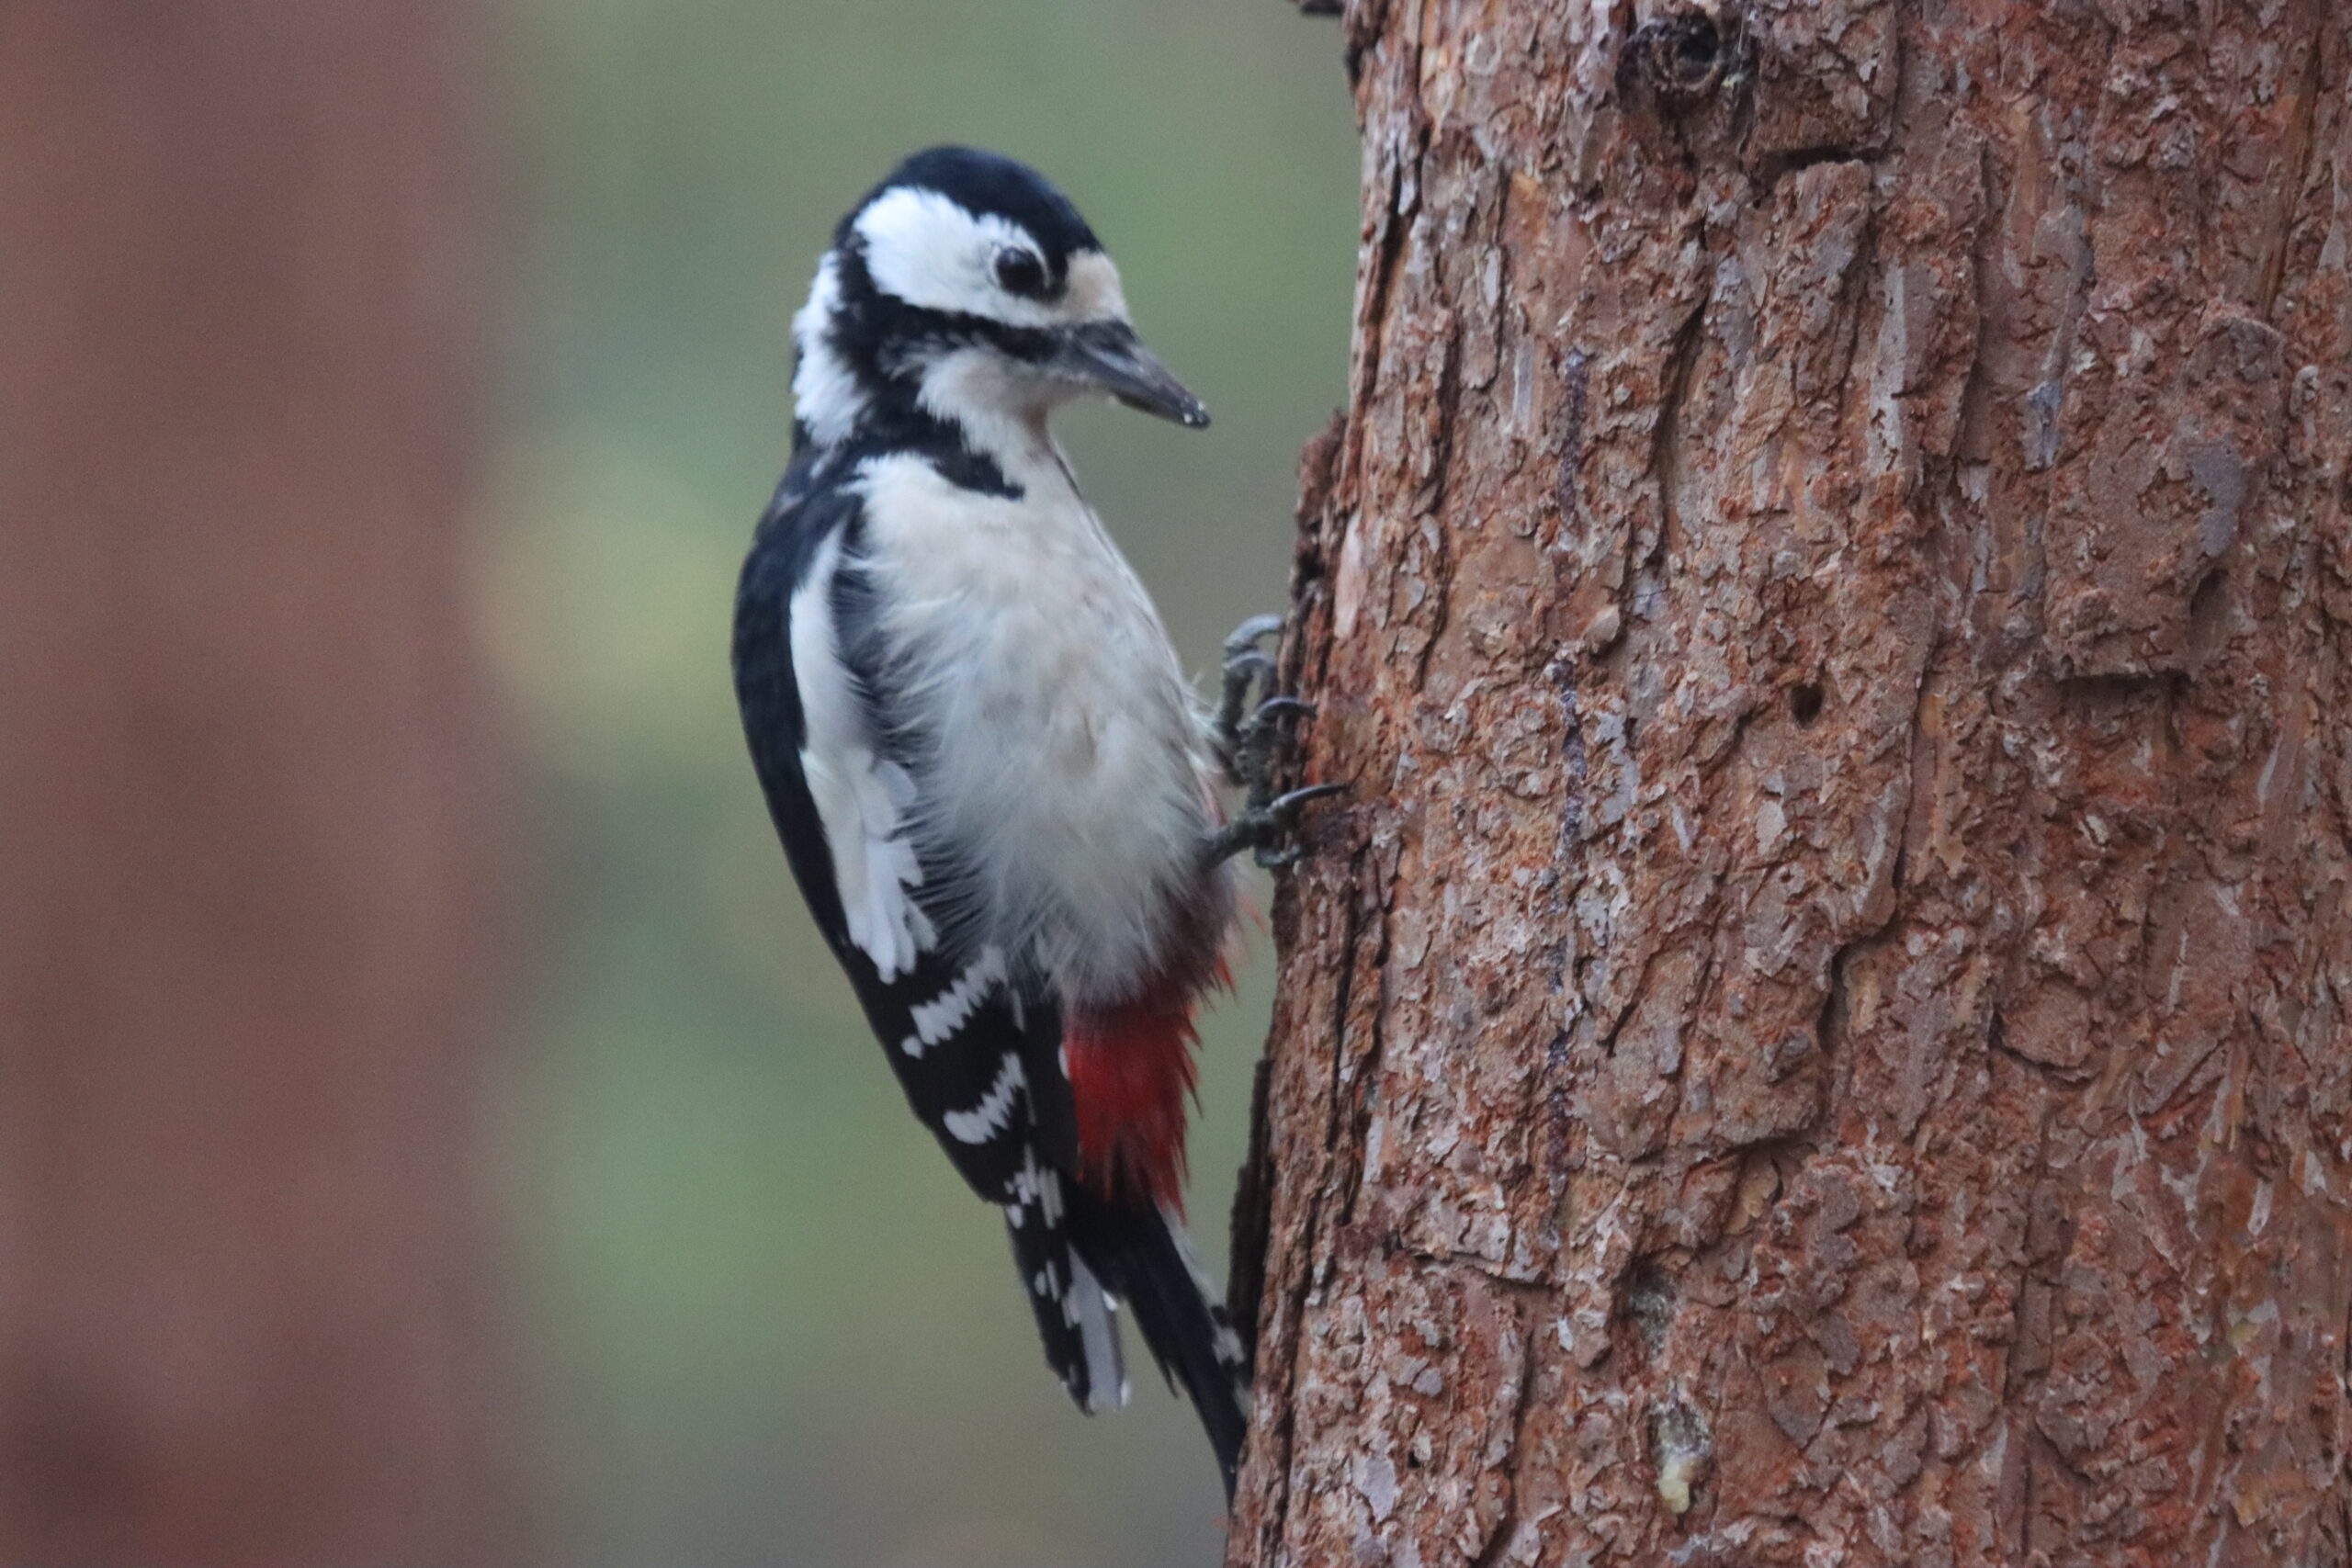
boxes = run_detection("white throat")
[916,346,1081,493]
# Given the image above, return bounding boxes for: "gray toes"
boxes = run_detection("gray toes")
[1221,614,1284,659]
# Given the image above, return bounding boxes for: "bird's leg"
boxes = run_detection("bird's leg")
[1204,615,1346,871]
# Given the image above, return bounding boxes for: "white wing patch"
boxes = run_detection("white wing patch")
[900,946,1008,1057]
[791,532,935,980]
[942,1051,1026,1145]
[1065,1255,1129,1412]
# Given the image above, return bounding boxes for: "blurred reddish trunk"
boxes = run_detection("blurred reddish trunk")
[0,6,515,1562]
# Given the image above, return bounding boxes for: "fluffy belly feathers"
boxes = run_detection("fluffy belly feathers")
[856,454,1223,1005]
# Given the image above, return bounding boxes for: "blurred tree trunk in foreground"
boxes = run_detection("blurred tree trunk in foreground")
[1234,3,2352,1563]
[0,6,514,1562]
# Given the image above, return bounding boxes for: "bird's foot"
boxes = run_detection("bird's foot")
[1206,615,1345,870]
[1213,614,1285,774]
[1203,781,1349,870]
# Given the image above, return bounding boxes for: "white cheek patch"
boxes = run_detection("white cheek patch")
[854,186,1130,328]
[790,533,936,979]
[914,346,1056,465]
[793,251,865,446]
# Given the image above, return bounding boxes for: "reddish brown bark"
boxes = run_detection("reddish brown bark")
[1235,3,2352,1564]
[0,6,514,1562]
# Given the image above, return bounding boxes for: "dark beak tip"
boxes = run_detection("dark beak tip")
[1070,325,1209,429]
[1114,390,1210,428]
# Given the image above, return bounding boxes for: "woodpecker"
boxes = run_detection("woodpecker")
[731,147,1332,1495]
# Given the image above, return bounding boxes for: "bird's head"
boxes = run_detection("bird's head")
[792,147,1207,455]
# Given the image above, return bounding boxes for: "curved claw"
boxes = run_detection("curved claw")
[1216,650,1280,765]
[1247,694,1317,728]
[1221,649,1277,685]
[1267,782,1349,816]
[1208,611,1340,871]
[1222,614,1285,658]
[1200,781,1350,872]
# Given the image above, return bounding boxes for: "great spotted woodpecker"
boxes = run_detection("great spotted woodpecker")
[731,147,1332,1495]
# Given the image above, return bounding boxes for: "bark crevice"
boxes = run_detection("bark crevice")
[1233,3,2352,1563]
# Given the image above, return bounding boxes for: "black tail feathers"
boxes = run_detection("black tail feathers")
[1064,1183,1253,1498]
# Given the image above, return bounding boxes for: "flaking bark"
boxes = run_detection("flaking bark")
[1234,3,2352,1563]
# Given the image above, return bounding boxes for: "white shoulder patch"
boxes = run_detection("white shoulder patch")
[790,531,935,979]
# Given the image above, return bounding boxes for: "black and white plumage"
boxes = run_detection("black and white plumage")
[731,147,1251,1492]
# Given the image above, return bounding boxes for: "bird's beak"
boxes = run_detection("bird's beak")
[1056,321,1209,429]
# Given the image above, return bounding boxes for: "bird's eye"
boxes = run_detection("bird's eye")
[993,248,1048,299]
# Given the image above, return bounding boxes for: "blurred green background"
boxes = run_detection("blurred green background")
[477,3,1357,1562]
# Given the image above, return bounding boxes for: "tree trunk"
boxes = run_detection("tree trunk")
[0,6,514,1561]
[1231,3,2352,1564]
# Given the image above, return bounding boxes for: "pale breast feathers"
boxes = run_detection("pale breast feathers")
[851,453,1225,1006]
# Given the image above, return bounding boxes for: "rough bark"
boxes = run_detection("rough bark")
[1235,3,2352,1564]
[0,6,514,1561]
